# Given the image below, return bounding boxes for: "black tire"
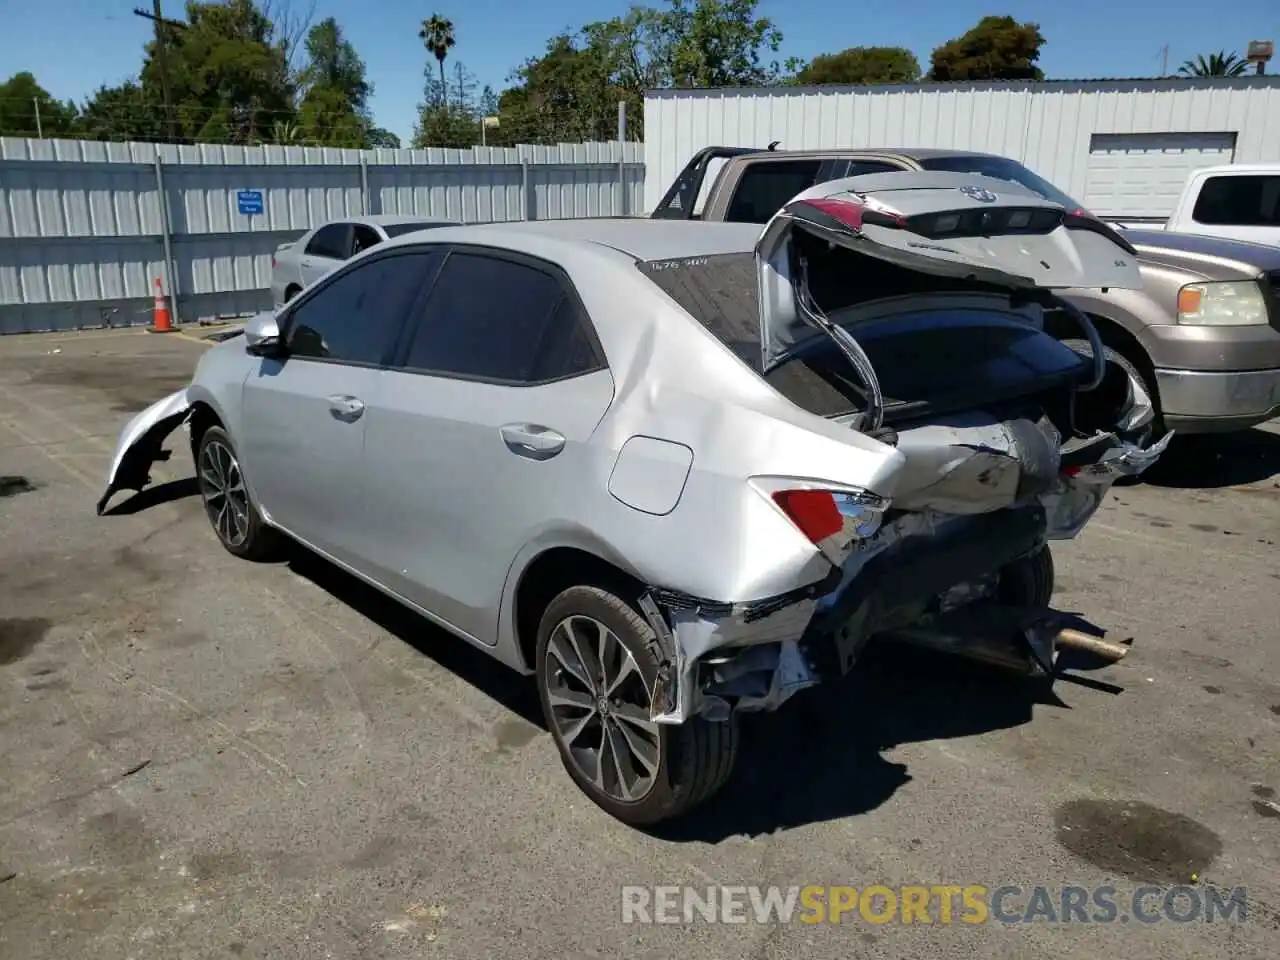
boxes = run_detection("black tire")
[284,284,301,303]
[998,544,1055,608]
[534,585,738,826]
[195,426,281,562]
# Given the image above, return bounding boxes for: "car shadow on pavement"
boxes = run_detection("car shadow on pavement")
[284,548,544,726]
[284,545,1122,837]
[650,644,1076,842]
[1142,427,1280,489]
[102,477,200,515]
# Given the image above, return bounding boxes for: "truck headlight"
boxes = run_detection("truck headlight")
[1176,281,1268,326]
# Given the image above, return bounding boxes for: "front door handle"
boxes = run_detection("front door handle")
[500,423,565,461]
[326,394,365,422]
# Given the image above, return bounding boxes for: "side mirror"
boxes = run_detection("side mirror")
[244,311,285,357]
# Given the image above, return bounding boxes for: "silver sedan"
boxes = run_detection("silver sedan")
[99,174,1167,825]
[270,214,458,307]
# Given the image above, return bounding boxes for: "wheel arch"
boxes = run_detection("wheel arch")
[501,536,650,675]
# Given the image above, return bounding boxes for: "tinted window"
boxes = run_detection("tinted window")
[402,252,600,383]
[836,159,904,178]
[305,223,349,259]
[1192,175,1280,226]
[285,252,441,364]
[918,155,1086,212]
[383,221,449,238]
[725,161,823,223]
[351,224,382,255]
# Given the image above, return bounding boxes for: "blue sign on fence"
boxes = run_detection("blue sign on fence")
[237,189,264,215]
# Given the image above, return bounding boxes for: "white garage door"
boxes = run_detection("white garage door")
[1084,132,1237,220]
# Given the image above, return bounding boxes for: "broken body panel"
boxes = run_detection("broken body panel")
[642,173,1165,724]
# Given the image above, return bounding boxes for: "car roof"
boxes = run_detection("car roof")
[734,146,1002,162]
[378,217,764,262]
[351,213,459,227]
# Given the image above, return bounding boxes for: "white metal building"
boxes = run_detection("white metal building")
[642,78,1280,219]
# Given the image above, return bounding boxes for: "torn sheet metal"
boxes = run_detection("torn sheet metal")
[1040,432,1173,538]
[1118,371,1156,433]
[704,639,819,713]
[643,591,821,724]
[96,387,193,516]
[889,413,1060,514]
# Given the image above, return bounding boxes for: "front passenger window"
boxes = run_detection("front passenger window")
[285,252,441,365]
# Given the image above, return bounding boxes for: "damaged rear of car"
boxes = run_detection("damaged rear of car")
[638,171,1167,739]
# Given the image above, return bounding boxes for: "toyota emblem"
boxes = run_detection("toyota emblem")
[959,185,999,203]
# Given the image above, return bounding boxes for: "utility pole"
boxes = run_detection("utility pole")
[133,0,187,142]
[33,99,43,138]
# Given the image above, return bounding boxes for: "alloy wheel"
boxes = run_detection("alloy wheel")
[198,439,250,548]
[544,614,662,803]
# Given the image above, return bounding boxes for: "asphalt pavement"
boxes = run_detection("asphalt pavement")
[1,327,1278,960]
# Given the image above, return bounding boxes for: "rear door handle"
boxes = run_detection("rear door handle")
[500,423,565,460]
[326,394,365,422]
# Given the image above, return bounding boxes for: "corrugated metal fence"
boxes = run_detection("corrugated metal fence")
[0,137,645,334]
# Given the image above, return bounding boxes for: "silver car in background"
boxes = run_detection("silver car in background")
[270,214,458,307]
[99,173,1167,826]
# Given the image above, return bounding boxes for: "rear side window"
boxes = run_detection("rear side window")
[639,253,762,368]
[401,252,603,383]
[725,161,824,224]
[834,159,904,178]
[285,251,441,365]
[351,224,382,255]
[1192,175,1280,226]
[305,223,350,259]
[383,221,449,238]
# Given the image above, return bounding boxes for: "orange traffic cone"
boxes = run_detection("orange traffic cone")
[149,277,174,333]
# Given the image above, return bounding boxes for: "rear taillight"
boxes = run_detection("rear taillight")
[755,479,891,565]
[270,254,276,268]
[772,490,843,543]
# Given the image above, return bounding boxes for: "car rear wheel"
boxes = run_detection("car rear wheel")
[535,585,738,826]
[284,284,301,303]
[196,426,280,561]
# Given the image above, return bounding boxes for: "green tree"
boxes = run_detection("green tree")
[75,81,164,141]
[296,16,374,146]
[419,15,456,107]
[495,0,783,144]
[300,17,372,111]
[1178,51,1249,77]
[0,72,79,137]
[927,15,1046,82]
[412,67,481,148]
[135,0,296,143]
[793,46,921,85]
[658,0,782,87]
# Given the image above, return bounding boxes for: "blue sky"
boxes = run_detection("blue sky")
[2,0,1276,143]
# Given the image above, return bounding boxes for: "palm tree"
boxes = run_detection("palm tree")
[1177,51,1249,77]
[419,15,456,108]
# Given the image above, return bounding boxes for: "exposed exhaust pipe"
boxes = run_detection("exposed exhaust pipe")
[1055,627,1129,663]
[883,611,1130,677]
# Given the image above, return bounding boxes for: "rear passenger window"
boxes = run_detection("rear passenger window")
[725,161,823,223]
[305,223,349,259]
[1192,175,1280,226]
[401,253,602,383]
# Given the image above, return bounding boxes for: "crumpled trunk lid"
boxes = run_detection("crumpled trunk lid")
[754,170,1143,372]
[752,170,1161,516]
